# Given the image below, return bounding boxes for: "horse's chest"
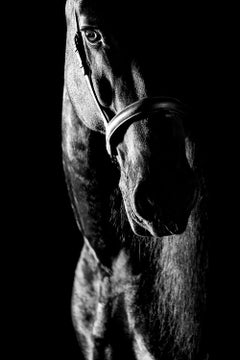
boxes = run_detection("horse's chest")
[72,244,153,360]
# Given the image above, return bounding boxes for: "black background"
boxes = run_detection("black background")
[8,1,83,358]
[6,1,238,359]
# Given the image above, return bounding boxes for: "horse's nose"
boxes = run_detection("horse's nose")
[133,171,198,234]
[133,181,157,221]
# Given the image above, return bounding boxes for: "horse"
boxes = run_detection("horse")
[62,0,210,359]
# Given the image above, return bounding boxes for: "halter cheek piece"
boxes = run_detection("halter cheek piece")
[74,13,186,157]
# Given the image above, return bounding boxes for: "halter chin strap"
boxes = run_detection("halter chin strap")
[74,12,186,157]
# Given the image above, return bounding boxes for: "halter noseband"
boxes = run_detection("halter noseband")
[74,13,186,157]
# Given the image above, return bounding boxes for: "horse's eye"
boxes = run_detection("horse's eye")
[83,29,102,45]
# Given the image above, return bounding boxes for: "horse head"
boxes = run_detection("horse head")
[64,0,200,239]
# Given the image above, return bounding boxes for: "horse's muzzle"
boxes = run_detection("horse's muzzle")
[132,172,198,236]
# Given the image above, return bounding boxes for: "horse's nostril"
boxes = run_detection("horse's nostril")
[133,174,197,226]
[134,182,156,221]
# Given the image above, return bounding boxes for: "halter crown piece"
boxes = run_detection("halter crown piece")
[74,12,187,157]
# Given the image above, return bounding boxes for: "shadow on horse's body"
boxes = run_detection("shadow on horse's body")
[62,1,210,359]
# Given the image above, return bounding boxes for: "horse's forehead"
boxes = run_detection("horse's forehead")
[76,0,194,15]
[75,0,197,34]
[76,0,165,20]
[77,0,136,19]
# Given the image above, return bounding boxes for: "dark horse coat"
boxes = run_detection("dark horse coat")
[62,0,212,359]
